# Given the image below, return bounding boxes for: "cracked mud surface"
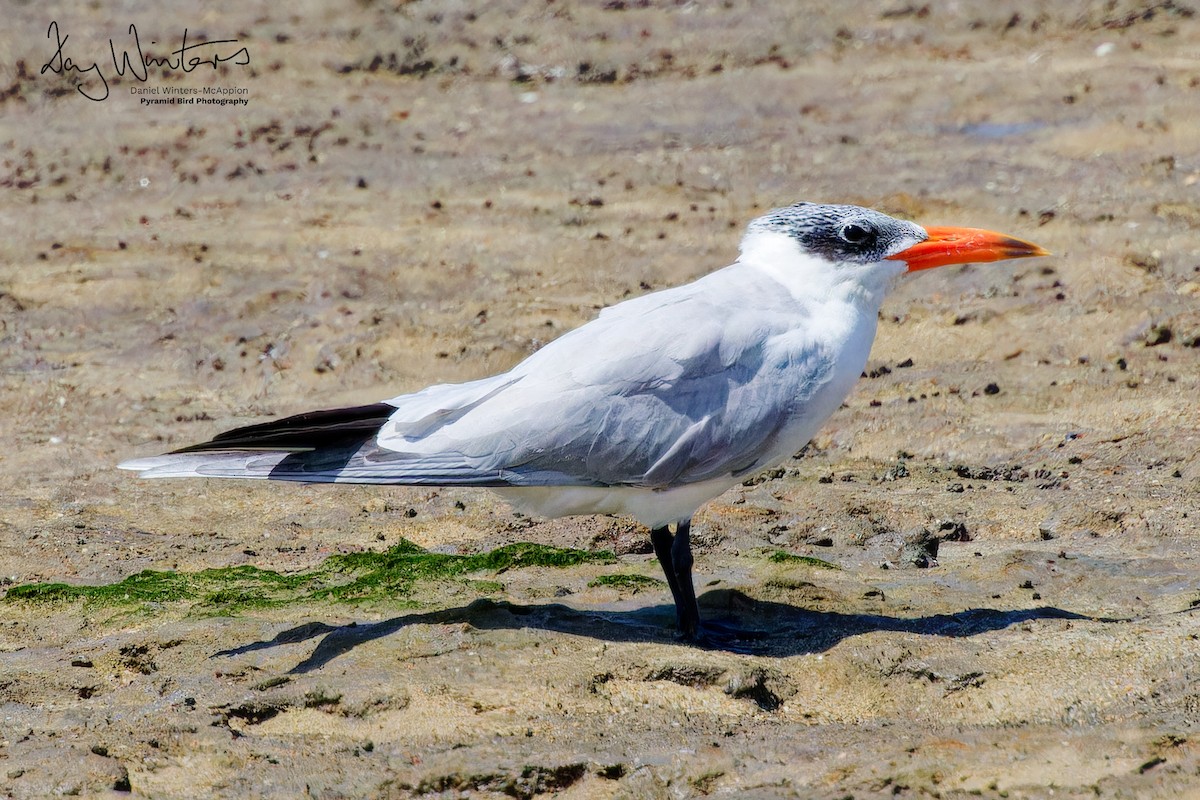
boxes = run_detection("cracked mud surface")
[3,1,1200,797]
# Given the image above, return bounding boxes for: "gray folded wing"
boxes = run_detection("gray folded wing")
[366,268,833,488]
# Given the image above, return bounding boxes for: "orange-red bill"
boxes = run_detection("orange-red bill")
[887,226,1050,272]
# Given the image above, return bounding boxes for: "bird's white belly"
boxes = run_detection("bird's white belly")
[496,476,738,530]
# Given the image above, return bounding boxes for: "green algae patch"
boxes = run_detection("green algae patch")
[588,574,665,592]
[314,541,617,602]
[2,539,616,612]
[6,570,196,605]
[767,551,840,570]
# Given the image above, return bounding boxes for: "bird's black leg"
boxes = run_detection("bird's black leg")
[651,519,765,649]
[651,520,702,640]
[670,519,701,639]
[650,525,686,630]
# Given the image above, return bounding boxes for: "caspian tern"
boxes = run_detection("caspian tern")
[120,202,1049,644]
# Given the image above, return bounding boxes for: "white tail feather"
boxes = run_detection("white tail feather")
[117,452,290,479]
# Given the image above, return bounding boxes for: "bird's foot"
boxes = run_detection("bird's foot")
[678,619,768,652]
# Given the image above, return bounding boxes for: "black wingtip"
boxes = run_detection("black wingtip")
[171,402,397,454]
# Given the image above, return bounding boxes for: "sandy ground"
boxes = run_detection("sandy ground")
[3,0,1200,797]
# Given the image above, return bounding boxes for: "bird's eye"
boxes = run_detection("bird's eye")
[840,223,873,245]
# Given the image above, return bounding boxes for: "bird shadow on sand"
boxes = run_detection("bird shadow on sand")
[212,589,1127,674]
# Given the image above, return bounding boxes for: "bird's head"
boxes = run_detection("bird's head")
[743,202,1049,275]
